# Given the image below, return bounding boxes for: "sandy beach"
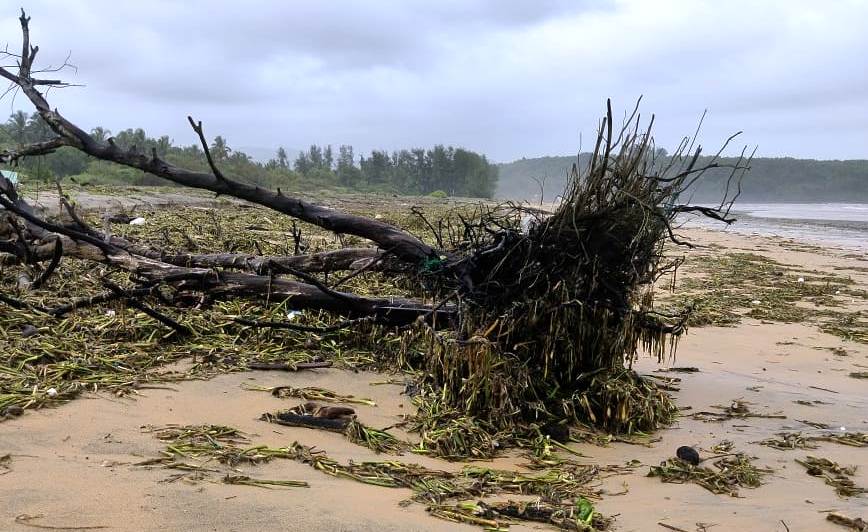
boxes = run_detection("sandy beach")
[1,2,866,530]
[1,225,866,532]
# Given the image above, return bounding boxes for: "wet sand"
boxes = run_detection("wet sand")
[1,227,866,531]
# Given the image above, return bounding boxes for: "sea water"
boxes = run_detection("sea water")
[683,203,868,252]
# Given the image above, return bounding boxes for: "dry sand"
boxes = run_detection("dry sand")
[1,227,866,532]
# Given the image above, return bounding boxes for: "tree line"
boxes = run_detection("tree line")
[0,111,498,198]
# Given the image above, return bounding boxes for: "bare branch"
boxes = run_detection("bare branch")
[186,116,228,184]
[0,11,437,266]
[0,137,69,164]
[30,238,62,288]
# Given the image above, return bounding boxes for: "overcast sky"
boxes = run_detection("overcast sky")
[1,0,866,162]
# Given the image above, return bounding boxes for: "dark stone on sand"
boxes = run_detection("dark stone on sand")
[676,445,700,465]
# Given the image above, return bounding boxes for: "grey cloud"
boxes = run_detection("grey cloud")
[1,0,866,161]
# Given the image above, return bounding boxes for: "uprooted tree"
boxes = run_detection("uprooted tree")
[0,11,750,437]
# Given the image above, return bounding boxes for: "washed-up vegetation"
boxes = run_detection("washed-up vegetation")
[758,432,818,450]
[648,451,772,496]
[6,12,854,530]
[247,383,377,406]
[0,199,429,416]
[1,14,751,453]
[429,499,608,531]
[1,96,735,446]
[344,419,411,455]
[826,512,868,531]
[760,431,868,449]
[135,424,309,488]
[139,423,618,530]
[657,250,868,344]
[689,399,786,422]
[796,456,866,497]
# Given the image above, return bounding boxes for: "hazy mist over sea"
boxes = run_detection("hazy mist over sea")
[683,203,868,251]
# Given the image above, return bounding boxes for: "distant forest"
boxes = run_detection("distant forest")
[498,154,868,203]
[0,111,498,198]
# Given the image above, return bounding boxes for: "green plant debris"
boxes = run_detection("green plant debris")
[656,251,868,342]
[428,498,611,531]
[0,177,737,463]
[648,453,772,496]
[139,424,619,530]
[826,512,868,531]
[758,432,818,450]
[221,475,309,489]
[406,393,509,461]
[245,384,377,406]
[656,367,699,373]
[820,313,868,344]
[690,399,786,422]
[138,424,294,467]
[850,371,868,379]
[710,440,735,453]
[760,431,868,450]
[569,370,679,434]
[0,183,863,477]
[134,425,310,489]
[568,424,659,448]
[793,399,833,406]
[811,432,868,447]
[796,456,867,497]
[0,203,428,420]
[345,419,410,455]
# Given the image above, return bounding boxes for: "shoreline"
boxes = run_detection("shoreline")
[682,202,868,254]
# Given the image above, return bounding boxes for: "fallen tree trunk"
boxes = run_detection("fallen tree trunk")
[0,176,444,324]
[0,10,750,434]
[156,247,393,274]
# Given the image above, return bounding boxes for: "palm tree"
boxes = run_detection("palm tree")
[210,136,230,160]
[276,147,288,168]
[90,127,111,143]
[156,135,172,156]
[6,111,29,144]
[26,114,52,142]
